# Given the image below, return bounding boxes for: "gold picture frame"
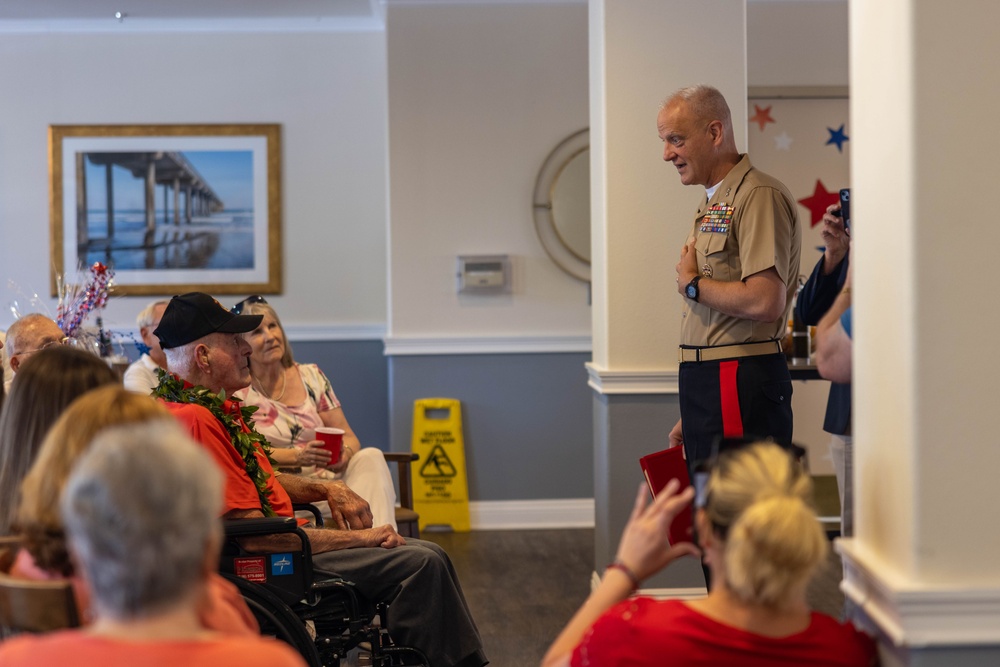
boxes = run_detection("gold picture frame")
[49,123,282,297]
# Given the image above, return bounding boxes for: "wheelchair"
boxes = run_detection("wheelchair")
[220,511,429,667]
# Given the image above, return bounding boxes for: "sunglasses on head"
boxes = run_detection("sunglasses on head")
[692,435,808,510]
[231,295,268,315]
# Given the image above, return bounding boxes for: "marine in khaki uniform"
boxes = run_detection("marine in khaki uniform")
[658,84,801,465]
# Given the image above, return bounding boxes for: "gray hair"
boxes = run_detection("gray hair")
[135,300,169,329]
[661,84,734,134]
[60,421,223,620]
[162,341,198,378]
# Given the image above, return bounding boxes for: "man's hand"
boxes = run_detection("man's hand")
[276,474,374,530]
[364,525,407,549]
[322,480,374,530]
[675,241,699,294]
[668,419,684,451]
[820,203,850,274]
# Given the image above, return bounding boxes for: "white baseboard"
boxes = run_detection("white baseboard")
[588,570,707,599]
[454,498,595,530]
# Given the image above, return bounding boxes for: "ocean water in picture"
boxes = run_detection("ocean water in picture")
[80,209,255,270]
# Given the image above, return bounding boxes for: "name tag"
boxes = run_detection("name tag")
[700,204,734,234]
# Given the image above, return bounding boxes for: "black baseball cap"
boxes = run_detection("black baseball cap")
[153,292,263,350]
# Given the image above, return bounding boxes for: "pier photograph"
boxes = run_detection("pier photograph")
[49,124,281,296]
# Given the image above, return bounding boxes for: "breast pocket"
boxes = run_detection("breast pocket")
[694,232,729,279]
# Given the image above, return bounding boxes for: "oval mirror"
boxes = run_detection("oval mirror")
[533,129,590,282]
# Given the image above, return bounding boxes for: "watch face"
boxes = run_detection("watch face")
[686,284,697,299]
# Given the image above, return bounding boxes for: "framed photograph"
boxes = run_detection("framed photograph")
[49,124,282,297]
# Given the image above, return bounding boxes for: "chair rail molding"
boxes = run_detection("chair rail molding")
[586,363,679,395]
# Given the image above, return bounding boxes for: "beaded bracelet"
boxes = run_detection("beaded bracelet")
[605,560,641,591]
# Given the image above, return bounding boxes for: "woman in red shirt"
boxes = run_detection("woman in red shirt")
[543,441,877,667]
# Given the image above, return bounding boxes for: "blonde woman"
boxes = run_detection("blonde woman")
[9,385,258,635]
[232,297,397,528]
[543,442,876,667]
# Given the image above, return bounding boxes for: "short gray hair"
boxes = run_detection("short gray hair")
[135,300,169,329]
[662,84,734,133]
[60,421,223,620]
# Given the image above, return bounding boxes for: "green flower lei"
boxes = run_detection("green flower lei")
[152,370,277,517]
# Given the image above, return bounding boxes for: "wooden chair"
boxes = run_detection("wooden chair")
[384,452,420,538]
[0,553,80,636]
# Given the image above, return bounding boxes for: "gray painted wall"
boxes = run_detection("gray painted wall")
[388,353,593,501]
[593,392,703,588]
[292,340,390,451]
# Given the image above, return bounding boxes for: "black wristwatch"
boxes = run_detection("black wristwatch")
[685,275,702,302]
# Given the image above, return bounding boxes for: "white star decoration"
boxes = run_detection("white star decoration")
[774,132,793,151]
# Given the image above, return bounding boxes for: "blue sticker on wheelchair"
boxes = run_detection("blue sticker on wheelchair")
[270,553,294,576]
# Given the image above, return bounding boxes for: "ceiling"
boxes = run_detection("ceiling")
[0,0,388,31]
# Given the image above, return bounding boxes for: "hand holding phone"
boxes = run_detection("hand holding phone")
[838,188,851,230]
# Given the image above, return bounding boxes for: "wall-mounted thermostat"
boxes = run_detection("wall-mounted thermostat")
[457,255,511,294]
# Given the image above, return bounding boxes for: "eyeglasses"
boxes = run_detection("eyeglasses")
[231,295,268,315]
[18,336,70,357]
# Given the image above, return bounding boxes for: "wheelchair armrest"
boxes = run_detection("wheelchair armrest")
[292,503,324,527]
[224,516,299,537]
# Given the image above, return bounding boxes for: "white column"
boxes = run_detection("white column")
[840,0,1000,659]
[590,0,747,375]
[588,0,746,591]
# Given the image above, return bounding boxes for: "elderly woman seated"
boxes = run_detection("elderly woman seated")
[0,421,306,667]
[8,385,256,634]
[232,296,398,528]
[542,441,877,667]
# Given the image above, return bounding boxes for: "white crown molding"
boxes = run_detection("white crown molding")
[0,17,384,34]
[839,538,1000,646]
[464,498,594,530]
[586,362,679,395]
[383,335,591,356]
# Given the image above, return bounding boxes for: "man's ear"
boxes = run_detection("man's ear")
[194,343,211,372]
[707,119,725,146]
[9,355,20,373]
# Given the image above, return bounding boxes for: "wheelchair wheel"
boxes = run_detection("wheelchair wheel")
[222,573,324,667]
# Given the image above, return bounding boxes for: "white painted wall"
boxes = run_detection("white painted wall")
[0,30,388,333]
[385,3,591,341]
[748,0,849,88]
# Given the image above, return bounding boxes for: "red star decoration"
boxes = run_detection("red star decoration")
[797,180,840,227]
[749,104,776,132]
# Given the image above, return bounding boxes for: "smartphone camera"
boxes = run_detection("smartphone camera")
[838,188,851,230]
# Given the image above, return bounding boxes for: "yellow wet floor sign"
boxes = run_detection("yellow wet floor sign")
[411,398,470,532]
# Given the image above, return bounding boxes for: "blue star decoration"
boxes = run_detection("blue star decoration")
[826,124,849,152]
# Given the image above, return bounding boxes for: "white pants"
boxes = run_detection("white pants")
[308,448,398,529]
[829,434,853,537]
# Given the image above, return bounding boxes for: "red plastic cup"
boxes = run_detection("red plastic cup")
[314,427,344,464]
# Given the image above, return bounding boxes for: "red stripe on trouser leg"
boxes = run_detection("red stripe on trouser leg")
[719,360,743,438]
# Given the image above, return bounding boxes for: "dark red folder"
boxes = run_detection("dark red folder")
[639,447,694,546]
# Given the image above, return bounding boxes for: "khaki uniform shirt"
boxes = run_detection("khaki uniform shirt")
[680,155,801,347]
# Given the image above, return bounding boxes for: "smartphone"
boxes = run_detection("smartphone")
[838,188,851,230]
